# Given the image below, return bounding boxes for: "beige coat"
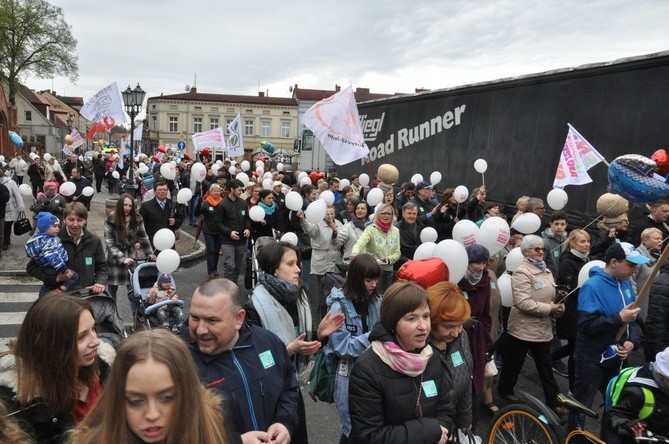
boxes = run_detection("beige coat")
[508,259,556,342]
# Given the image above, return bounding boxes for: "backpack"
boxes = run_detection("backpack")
[605,366,657,420]
[307,299,347,403]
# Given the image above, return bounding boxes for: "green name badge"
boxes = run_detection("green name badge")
[463,291,469,300]
[421,380,438,398]
[85,256,93,266]
[451,350,464,367]
[258,350,275,369]
[534,281,543,289]
[490,282,497,290]
[241,210,246,216]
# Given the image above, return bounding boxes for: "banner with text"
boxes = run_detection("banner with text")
[553,124,605,188]
[192,127,226,153]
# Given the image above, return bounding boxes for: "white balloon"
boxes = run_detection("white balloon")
[504,247,524,272]
[339,178,350,188]
[256,167,265,176]
[19,183,32,196]
[111,170,120,179]
[305,199,327,225]
[454,185,469,203]
[249,205,266,222]
[320,190,335,205]
[256,160,264,168]
[512,212,541,234]
[262,178,273,190]
[420,227,438,243]
[281,232,298,246]
[59,182,77,196]
[429,171,442,186]
[547,188,569,210]
[452,220,479,247]
[358,173,370,187]
[170,160,177,167]
[433,239,469,283]
[0,155,4,163]
[285,191,303,211]
[263,172,273,180]
[176,188,193,204]
[241,160,250,171]
[276,163,284,172]
[29,152,37,160]
[228,166,236,176]
[476,216,510,255]
[144,189,155,200]
[216,160,223,167]
[230,160,237,166]
[156,249,180,274]
[414,242,437,260]
[411,173,423,185]
[498,273,514,307]
[153,228,176,251]
[211,164,220,175]
[366,188,384,206]
[82,186,95,197]
[300,176,311,186]
[191,162,207,182]
[43,153,51,161]
[235,172,249,187]
[578,260,606,287]
[160,163,176,180]
[474,159,488,173]
[298,171,308,181]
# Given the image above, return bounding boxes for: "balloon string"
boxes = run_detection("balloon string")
[481,173,485,187]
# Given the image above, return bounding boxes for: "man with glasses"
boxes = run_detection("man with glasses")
[412,181,437,224]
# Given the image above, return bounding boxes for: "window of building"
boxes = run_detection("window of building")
[193,117,202,133]
[225,119,233,134]
[281,121,290,138]
[169,116,178,132]
[152,115,157,130]
[244,119,254,136]
[210,118,219,130]
[261,120,271,137]
[25,111,32,121]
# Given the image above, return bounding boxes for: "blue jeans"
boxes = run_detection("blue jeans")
[204,233,222,274]
[188,195,201,225]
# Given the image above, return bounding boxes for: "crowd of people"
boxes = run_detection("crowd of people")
[2,147,669,443]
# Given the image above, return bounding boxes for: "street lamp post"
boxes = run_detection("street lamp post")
[121,83,146,198]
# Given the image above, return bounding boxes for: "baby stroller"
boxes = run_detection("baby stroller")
[130,261,185,331]
[248,236,277,289]
[67,288,127,348]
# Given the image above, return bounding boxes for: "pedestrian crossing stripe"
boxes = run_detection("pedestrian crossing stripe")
[1,293,38,303]
[0,312,28,325]
[0,277,41,286]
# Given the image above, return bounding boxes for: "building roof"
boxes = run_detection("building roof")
[56,95,84,107]
[16,83,51,106]
[148,87,297,106]
[291,84,409,102]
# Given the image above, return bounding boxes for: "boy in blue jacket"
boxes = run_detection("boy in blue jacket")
[25,212,78,292]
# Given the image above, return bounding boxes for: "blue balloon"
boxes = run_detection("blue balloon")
[608,154,669,203]
[8,131,23,148]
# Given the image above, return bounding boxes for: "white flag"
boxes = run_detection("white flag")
[118,137,126,170]
[227,113,244,157]
[80,82,127,124]
[69,129,85,149]
[553,125,605,188]
[133,123,143,142]
[301,85,369,165]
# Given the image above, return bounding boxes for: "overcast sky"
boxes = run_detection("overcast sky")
[22,0,669,104]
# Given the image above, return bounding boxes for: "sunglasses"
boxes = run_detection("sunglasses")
[532,247,546,253]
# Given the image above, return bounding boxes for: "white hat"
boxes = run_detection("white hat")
[655,347,669,377]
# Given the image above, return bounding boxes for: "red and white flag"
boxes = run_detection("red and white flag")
[69,128,85,149]
[86,116,117,139]
[553,124,606,188]
[301,85,369,165]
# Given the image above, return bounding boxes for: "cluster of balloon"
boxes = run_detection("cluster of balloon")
[249,206,265,222]
[176,188,193,204]
[547,188,568,210]
[9,131,23,148]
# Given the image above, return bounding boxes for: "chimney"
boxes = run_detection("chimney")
[258,91,265,97]
[335,84,341,92]
[356,87,370,94]
[189,87,197,94]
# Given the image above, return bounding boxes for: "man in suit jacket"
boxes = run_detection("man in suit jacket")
[140,179,184,249]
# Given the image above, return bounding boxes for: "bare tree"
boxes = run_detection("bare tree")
[0,0,78,105]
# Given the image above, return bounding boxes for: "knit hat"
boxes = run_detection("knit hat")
[157,273,172,285]
[37,212,59,233]
[655,347,669,377]
[43,181,58,190]
[466,244,490,263]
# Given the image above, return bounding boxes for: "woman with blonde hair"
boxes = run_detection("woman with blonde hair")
[69,329,229,444]
[351,203,401,293]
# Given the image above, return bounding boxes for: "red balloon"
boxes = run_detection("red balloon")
[152,155,160,162]
[157,145,166,153]
[183,153,191,160]
[200,148,211,158]
[652,149,669,176]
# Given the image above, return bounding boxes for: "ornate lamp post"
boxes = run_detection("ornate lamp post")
[121,83,146,197]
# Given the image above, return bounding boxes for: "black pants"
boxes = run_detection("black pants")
[3,220,12,247]
[95,174,104,192]
[551,339,576,392]
[498,334,561,408]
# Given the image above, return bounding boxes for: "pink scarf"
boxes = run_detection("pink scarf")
[375,219,392,233]
[371,340,432,377]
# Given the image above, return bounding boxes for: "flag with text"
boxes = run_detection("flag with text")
[80,82,127,124]
[553,124,605,187]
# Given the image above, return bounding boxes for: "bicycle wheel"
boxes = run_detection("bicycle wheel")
[487,404,560,444]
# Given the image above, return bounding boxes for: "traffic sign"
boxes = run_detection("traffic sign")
[179,133,185,141]
[177,141,186,150]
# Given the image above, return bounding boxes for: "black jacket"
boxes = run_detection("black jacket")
[139,197,184,247]
[186,323,299,443]
[27,227,108,290]
[219,196,250,245]
[646,261,669,357]
[394,219,423,269]
[199,197,224,235]
[0,182,8,215]
[556,250,588,341]
[411,195,435,225]
[348,322,455,444]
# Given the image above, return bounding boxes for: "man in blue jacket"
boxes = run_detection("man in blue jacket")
[569,242,647,431]
[186,278,298,444]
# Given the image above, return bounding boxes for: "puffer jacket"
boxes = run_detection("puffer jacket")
[0,176,24,221]
[645,261,669,357]
[556,250,588,341]
[508,259,556,342]
[348,322,455,444]
[324,287,382,436]
[433,331,474,430]
[25,233,68,271]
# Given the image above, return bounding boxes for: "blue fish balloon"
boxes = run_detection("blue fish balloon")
[8,131,23,148]
[608,154,669,203]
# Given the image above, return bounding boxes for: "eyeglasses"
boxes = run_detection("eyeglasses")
[532,247,546,253]
[379,212,393,216]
